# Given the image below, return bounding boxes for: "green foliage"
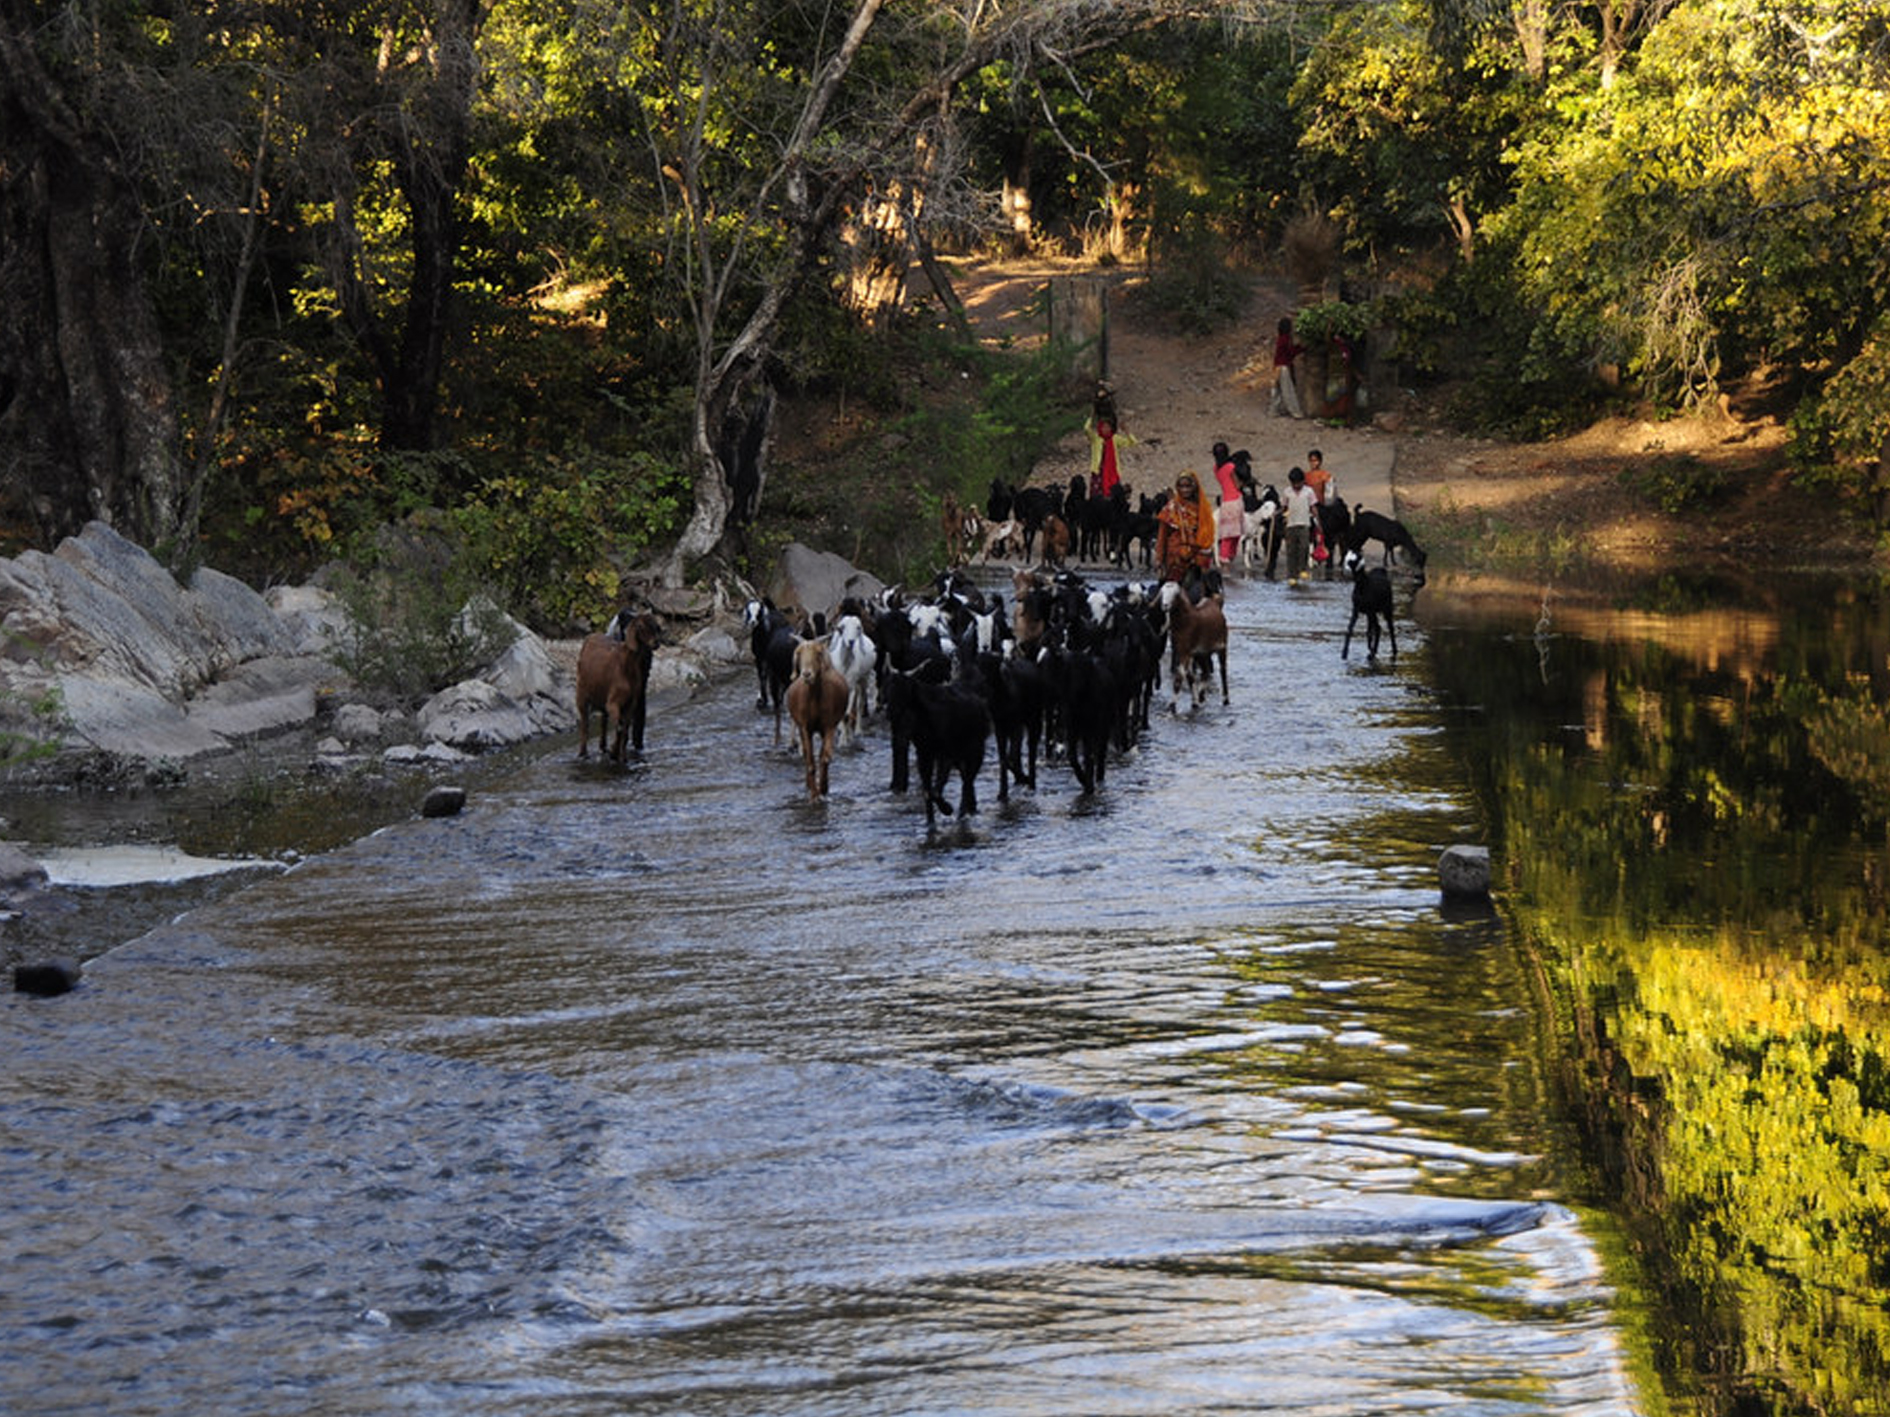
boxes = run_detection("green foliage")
[1412,243,1614,438]
[1615,453,1730,515]
[1291,0,1529,261]
[451,452,687,632]
[0,641,68,768]
[1143,223,1251,334]
[324,519,519,701]
[1790,314,1890,521]
[1293,299,1375,346]
[763,330,1074,586]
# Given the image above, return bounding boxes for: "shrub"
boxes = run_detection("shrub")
[1143,224,1251,334]
[0,638,67,768]
[1282,209,1342,290]
[1616,454,1729,514]
[452,451,687,633]
[325,518,518,701]
[1294,299,1376,346]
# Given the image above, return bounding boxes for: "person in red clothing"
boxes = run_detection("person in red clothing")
[1156,471,1216,590]
[1086,411,1135,498]
[1269,316,1305,418]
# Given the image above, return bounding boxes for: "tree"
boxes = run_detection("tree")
[606,0,1213,585]
[262,0,487,455]
[0,7,185,551]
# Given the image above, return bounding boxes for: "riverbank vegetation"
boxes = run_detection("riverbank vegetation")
[2,0,1885,634]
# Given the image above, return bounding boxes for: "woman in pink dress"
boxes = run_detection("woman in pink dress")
[1211,442,1244,565]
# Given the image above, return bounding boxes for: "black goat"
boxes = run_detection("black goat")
[1011,485,1058,560]
[1314,496,1353,580]
[884,668,991,826]
[958,605,1043,802]
[872,611,954,792]
[1038,642,1118,794]
[1080,485,1124,564]
[1341,550,1398,661]
[1346,508,1428,573]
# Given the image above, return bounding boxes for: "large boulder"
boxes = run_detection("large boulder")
[419,629,574,749]
[263,583,353,656]
[0,523,324,763]
[769,542,886,622]
[0,522,723,772]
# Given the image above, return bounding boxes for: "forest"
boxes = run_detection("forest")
[2,0,1885,644]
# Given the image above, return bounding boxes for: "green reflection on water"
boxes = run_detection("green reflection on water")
[1424,573,1890,1417]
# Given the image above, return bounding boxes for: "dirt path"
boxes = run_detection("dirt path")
[955,255,1398,524]
[951,254,1877,592]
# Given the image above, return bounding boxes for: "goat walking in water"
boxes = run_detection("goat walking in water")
[1341,549,1398,661]
[786,638,850,800]
[825,613,876,743]
[576,608,663,762]
[1158,581,1229,713]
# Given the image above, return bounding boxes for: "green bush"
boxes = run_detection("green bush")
[0,639,67,767]
[1615,454,1729,515]
[1143,225,1251,334]
[452,451,688,633]
[1294,298,1376,346]
[325,518,519,701]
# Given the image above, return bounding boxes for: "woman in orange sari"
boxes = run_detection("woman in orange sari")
[1155,471,1216,588]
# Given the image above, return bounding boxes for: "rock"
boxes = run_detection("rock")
[770,542,886,622]
[383,742,471,767]
[648,647,710,698]
[263,583,352,656]
[1439,844,1492,900]
[642,584,715,620]
[0,522,331,764]
[15,957,80,997]
[0,843,50,910]
[183,656,332,740]
[420,786,467,818]
[419,625,574,750]
[686,625,746,665]
[331,703,387,743]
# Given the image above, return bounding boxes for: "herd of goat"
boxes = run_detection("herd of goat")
[745,565,1227,823]
[576,473,1427,826]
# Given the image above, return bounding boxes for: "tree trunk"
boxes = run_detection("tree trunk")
[0,26,182,553]
[1001,128,1035,255]
[322,0,480,455]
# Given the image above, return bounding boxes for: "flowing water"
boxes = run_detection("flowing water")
[2,570,1641,1415]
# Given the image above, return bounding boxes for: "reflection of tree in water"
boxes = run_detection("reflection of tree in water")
[1429,586,1890,1416]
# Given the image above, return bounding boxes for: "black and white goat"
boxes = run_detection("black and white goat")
[1341,549,1398,661]
[1239,484,1281,575]
[742,597,803,740]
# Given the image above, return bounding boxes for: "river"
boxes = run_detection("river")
[4,567,1643,1415]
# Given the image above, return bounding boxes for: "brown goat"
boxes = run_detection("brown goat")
[785,637,850,801]
[1038,513,1072,568]
[1159,581,1229,713]
[576,609,662,761]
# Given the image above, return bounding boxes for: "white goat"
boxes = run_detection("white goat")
[826,613,877,742]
